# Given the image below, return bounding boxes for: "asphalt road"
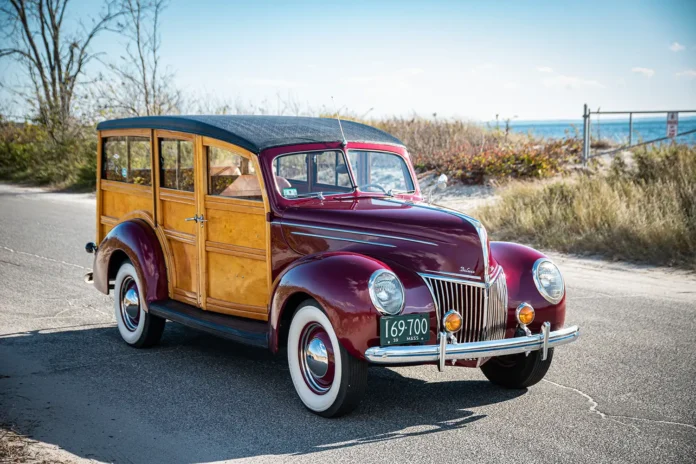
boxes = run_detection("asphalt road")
[1,182,695,463]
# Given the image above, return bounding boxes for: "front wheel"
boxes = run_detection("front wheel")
[481,348,554,389]
[287,300,367,417]
[114,262,165,348]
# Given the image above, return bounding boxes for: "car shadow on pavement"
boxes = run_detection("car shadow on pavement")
[0,322,525,462]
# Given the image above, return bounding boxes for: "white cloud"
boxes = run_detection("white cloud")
[542,74,604,89]
[537,66,554,73]
[502,81,519,89]
[676,69,696,79]
[631,67,655,78]
[669,42,685,52]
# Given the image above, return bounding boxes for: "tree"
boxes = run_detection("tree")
[96,0,180,117]
[0,0,121,139]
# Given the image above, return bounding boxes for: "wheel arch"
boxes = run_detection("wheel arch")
[490,241,566,332]
[268,251,436,360]
[93,219,169,310]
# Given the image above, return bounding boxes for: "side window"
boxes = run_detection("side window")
[160,139,194,192]
[276,153,307,182]
[315,151,351,187]
[207,146,261,201]
[102,136,151,185]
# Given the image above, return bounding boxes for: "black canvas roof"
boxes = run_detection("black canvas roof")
[97,115,404,154]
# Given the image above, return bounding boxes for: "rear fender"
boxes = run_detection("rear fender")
[93,219,168,309]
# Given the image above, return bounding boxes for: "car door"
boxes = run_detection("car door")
[154,131,200,306]
[197,137,270,321]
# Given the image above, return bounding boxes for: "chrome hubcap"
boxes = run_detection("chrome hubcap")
[299,322,335,394]
[119,276,140,332]
[305,337,329,378]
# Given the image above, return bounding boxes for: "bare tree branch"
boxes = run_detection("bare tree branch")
[0,0,122,139]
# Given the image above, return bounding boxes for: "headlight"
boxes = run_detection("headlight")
[368,269,405,315]
[533,258,565,304]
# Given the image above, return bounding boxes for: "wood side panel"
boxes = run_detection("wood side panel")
[205,208,266,250]
[160,200,197,235]
[206,298,268,321]
[169,240,198,296]
[155,129,195,141]
[96,132,103,242]
[102,190,153,219]
[101,180,152,197]
[100,128,151,138]
[205,241,266,261]
[206,252,269,309]
[195,135,207,309]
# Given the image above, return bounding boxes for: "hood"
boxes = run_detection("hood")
[279,197,493,281]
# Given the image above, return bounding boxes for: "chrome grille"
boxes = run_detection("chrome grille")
[421,271,508,344]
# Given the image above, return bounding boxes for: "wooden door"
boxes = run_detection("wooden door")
[154,131,200,306]
[197,137,270,321]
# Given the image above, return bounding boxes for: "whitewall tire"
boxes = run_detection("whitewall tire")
[114,262,165,348]
[287,300,367,417]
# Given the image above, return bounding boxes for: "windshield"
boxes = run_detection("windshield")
[348,150,415,194]
[274,150,355,199]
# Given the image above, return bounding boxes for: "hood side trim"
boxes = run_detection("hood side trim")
[282,221,439,247]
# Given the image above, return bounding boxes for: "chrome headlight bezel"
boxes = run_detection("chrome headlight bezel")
[532,258,565,304]
[368,269,405,315]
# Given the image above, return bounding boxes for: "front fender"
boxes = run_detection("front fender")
[93,219,168,309]
[269,252,436,359]
[491,241,566,333]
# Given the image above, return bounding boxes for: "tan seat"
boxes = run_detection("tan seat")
[275,176,292,189]
[220,174,262,198]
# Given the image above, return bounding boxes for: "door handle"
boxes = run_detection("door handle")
[198,215,208,228]
[185,215,199,222]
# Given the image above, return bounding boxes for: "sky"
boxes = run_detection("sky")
[1,0,695,121]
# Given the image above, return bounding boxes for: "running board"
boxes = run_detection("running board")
[149,300,269,349]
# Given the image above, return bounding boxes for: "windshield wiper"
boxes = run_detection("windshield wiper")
[387,189,416,196]
[295,192,326,200]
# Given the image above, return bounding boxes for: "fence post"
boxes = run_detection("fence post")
[582,104,589,167]
[628,112,633,147]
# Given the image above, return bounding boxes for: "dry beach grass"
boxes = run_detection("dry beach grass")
[476,144,696,269]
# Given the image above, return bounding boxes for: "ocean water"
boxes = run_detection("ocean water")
[503,116,696,144]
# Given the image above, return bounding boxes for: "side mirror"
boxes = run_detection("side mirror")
[436,174,448,191]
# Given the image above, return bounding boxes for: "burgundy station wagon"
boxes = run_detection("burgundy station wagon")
[85,115,580,417]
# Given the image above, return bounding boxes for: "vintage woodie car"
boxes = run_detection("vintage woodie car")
[85,115,580,417]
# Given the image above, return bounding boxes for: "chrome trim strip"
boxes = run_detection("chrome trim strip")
[365,325,580,364]
[282,221,438,246]
[289,231,396,248]
[419,266,502,289]
[423,269,482,280]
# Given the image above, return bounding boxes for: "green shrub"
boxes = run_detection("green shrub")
[0,119,97,190]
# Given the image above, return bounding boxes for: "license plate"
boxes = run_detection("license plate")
[380,314,430,346]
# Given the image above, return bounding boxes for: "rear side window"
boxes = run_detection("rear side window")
[160,139,194,192]
[102,136,151,185]
[207,146,261,201]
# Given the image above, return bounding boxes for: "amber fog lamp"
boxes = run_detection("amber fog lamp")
[443,310,463,333]
[516,303,535,326]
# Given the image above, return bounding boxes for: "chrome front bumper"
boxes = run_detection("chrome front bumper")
[364,322,580,369]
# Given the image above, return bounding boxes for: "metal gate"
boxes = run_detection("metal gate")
[581,104,696,166]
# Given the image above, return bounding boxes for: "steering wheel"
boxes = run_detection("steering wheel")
[359,183,387,193]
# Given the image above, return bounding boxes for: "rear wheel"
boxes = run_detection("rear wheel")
[481,348,554,389]
[287,300,367,417]
[114,262,165,348]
